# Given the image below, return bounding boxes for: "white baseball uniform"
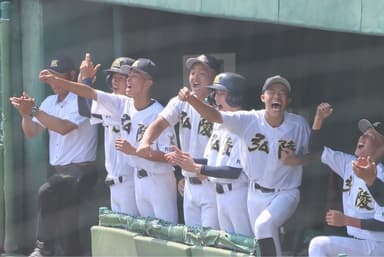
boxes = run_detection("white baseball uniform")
[221,109,310,255]
[90,111,138,216]
[160,96,219,229]
[308,147,384,257]
[92,91,178,223]
[204,122,252,236]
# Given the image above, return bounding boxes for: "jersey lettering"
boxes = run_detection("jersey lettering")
[112,126,120,134]
[222,137,233,156]
[355,187,373,210]
[210,134,220,152]
[278,140,297,159]
[343,176,352,193]
[136,123,147,142]
[198,119,213,137]
[181,111,191,129]
[248,133,269,154]
[121,113,132,134]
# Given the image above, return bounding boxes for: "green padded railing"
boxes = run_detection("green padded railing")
[98,207,260,256]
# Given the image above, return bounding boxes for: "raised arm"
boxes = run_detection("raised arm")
[179,87,223,123]
[309,102,333,153]
[77,53,101,117]
[312,102,333,130]
[39,69,98,100]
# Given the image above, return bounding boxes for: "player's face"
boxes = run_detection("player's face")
[355,128,384,160]
[49,71,72,98]
[111,73,128,95]
[261,83,291,118]
[214,90,230,111]
[126,70,151,98]
[188,63,215,100]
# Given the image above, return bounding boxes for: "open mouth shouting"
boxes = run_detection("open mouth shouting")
[271,102,282,111]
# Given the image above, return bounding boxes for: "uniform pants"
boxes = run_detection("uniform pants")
[37,162,97,256]
[217,185,253,236]
[134,171,178,223]
[247,187,300,256]
[109,178,138,216]
[183,179,219,229]
[309,235,384,257]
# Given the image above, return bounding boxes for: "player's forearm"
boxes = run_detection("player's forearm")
[34,109,77,135]
[312,116,325,130]
[343,215,361,228]
[21,115,43,138]
[53,76,97,100]
[187,95,223,123]
[298,152,321,166]
[140,117,169,146]
[136,149,167,162]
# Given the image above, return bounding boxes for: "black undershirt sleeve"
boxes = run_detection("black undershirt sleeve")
[361,218,384,231]
[77,77,93,118]
[309,129,324,153]
[367,177,384,206]
[200,165,242,179]
[194,158,208,165]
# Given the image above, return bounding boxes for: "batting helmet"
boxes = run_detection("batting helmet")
[207,72,247,107]
[104,57,135,88]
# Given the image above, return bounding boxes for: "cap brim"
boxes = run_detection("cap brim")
[47,69,67,75]
[262,78,291,92]
[186,58,213,71]
[358,119,373,133]
[103,67,127,74]
[129,67,152,79]
[206,84,227,91]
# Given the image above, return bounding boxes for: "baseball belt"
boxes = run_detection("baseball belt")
[188,177,203,185]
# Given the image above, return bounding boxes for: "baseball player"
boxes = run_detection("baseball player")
[177,75,311,256]
[11,56,98,256]
[39,57,178,224]
[137,54,221,229]
[308,102,384,257]
[165,72,253,236]
[77,54,139,215]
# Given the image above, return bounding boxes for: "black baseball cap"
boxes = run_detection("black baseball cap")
[47,56,75,74]
[103,57,135,74]
[358,119,384,137]
[262,75,291,93]
[120,58,156,79]
[186,54,222,74]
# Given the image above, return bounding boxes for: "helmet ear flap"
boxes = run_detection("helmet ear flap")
[206,89,216,106]
[226,92,244,107]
